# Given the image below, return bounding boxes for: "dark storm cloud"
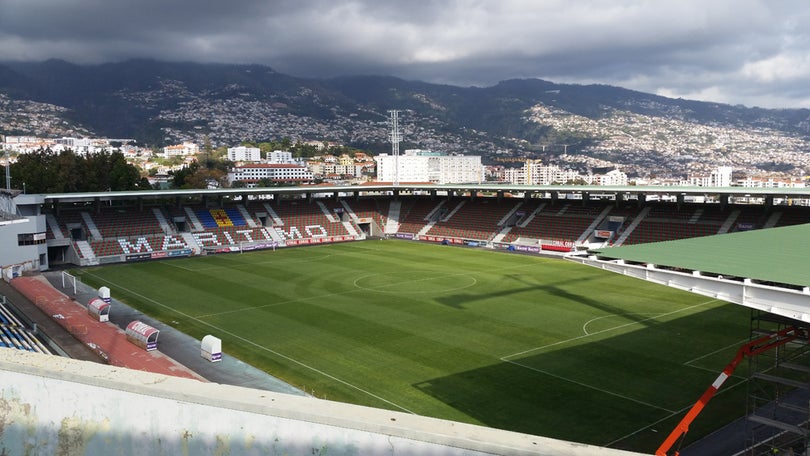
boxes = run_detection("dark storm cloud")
[1,0,809,108]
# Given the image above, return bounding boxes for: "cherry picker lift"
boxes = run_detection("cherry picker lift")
[656,325,808,456]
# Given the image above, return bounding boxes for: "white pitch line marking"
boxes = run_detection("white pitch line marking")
[582,313,662,335]
[81,271,416,415]
[502,299,719,360]
[683,338,749,366]
[503,358,677,414]
[603,377,748,448]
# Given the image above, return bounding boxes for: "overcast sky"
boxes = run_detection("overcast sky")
[1,0,809,109]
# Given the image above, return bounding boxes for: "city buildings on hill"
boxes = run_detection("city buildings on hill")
[228,163,314,187]
[488,160,629,186]
[2,136,135,155]
[266,150,302,165]
[3,134,806,190]
[162,142,199,158]
[684,166,733,187]
[227,146,261,162]
[375,149,484,185]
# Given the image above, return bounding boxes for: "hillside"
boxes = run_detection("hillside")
[1,59,810,177]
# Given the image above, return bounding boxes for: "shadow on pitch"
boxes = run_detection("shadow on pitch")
[412,304,750,452]
[435,273,662,328]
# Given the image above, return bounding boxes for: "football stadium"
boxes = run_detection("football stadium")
[1,183,810,455]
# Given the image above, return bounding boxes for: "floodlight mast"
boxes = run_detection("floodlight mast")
[388,109,402,186]
[4,148,9,192]
[656,326,807,456]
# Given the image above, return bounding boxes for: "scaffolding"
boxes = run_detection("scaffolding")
[744,311,810,455]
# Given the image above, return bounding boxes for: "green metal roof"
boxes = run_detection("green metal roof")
[590,224,810,288]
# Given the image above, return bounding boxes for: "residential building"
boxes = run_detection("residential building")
[591,169,629,186]
[267,150,300,164]
[162,142,199,159]
[686,166,733,187]
[228,164,314,187]
[375,149,483,184]
[737,177,805,188]
[227,146,261,162]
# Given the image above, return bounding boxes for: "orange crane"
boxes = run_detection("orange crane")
[656,325,808,456]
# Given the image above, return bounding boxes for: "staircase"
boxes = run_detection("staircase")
[492,226,512,243]
[181,232,201,254]
[764,212,781,228]
[237,205,259,227]
[342,222,360,237]
[75,240,96,259]
[80,212,103,239]
[46,214,65,239]
[442,200,466,221]
[498,202,523,226]
[385,201,401,234]
[262,203,285,226]
[261,226,286,244]
[340,200,359,222]
[614,206,651,246]
[183,207,205,231]
[518,203,546,227]
[718,209,740,234]
[152,208,174,234]
[317,201,337,222]
[577,205,614,243]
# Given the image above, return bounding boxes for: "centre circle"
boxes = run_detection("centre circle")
[354,271,477,294]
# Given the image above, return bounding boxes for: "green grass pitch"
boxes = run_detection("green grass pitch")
[74,240,753,452]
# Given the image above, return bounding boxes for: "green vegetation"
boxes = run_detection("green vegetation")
[9,148,149,193]
[74,241,752,452]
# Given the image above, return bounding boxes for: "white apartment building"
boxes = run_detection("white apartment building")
[375,150,483,184]
[229,164,314,187]
[2,136,133,155]
[590,169,629,186]
[227,146,261,162]
[686,166,733,187]
[525,161,579,185]
[162,142,199,158]
[737,177,805,188]
[267,150,301,164]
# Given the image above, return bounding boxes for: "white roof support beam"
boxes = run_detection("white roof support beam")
[568,255,810,323]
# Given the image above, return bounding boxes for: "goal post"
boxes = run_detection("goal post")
[61,271,78,296]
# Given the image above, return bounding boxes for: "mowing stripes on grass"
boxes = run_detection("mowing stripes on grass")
[501,298,719,360]
[74,240,752,452]
[503,358,677,413]
[79,269,417,415]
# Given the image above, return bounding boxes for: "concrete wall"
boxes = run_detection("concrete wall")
[1,194,47,271]
[0,215,47,271]
[0,350,643,456]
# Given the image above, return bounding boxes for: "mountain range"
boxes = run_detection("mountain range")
[1,59,810,177]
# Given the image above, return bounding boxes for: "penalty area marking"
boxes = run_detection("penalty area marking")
[581,313,663,335]
[681,338,750,379]
[504,358,677,414]
[80,271,416,415]
[501,299,719,361]
[604,376,748,448]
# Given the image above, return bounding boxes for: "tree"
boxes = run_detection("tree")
[169,162,199,188]
[10,148,147,192]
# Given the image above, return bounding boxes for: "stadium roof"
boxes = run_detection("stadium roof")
[589,224,810,288]
[574,224,810,322]
[32,183,810,204]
